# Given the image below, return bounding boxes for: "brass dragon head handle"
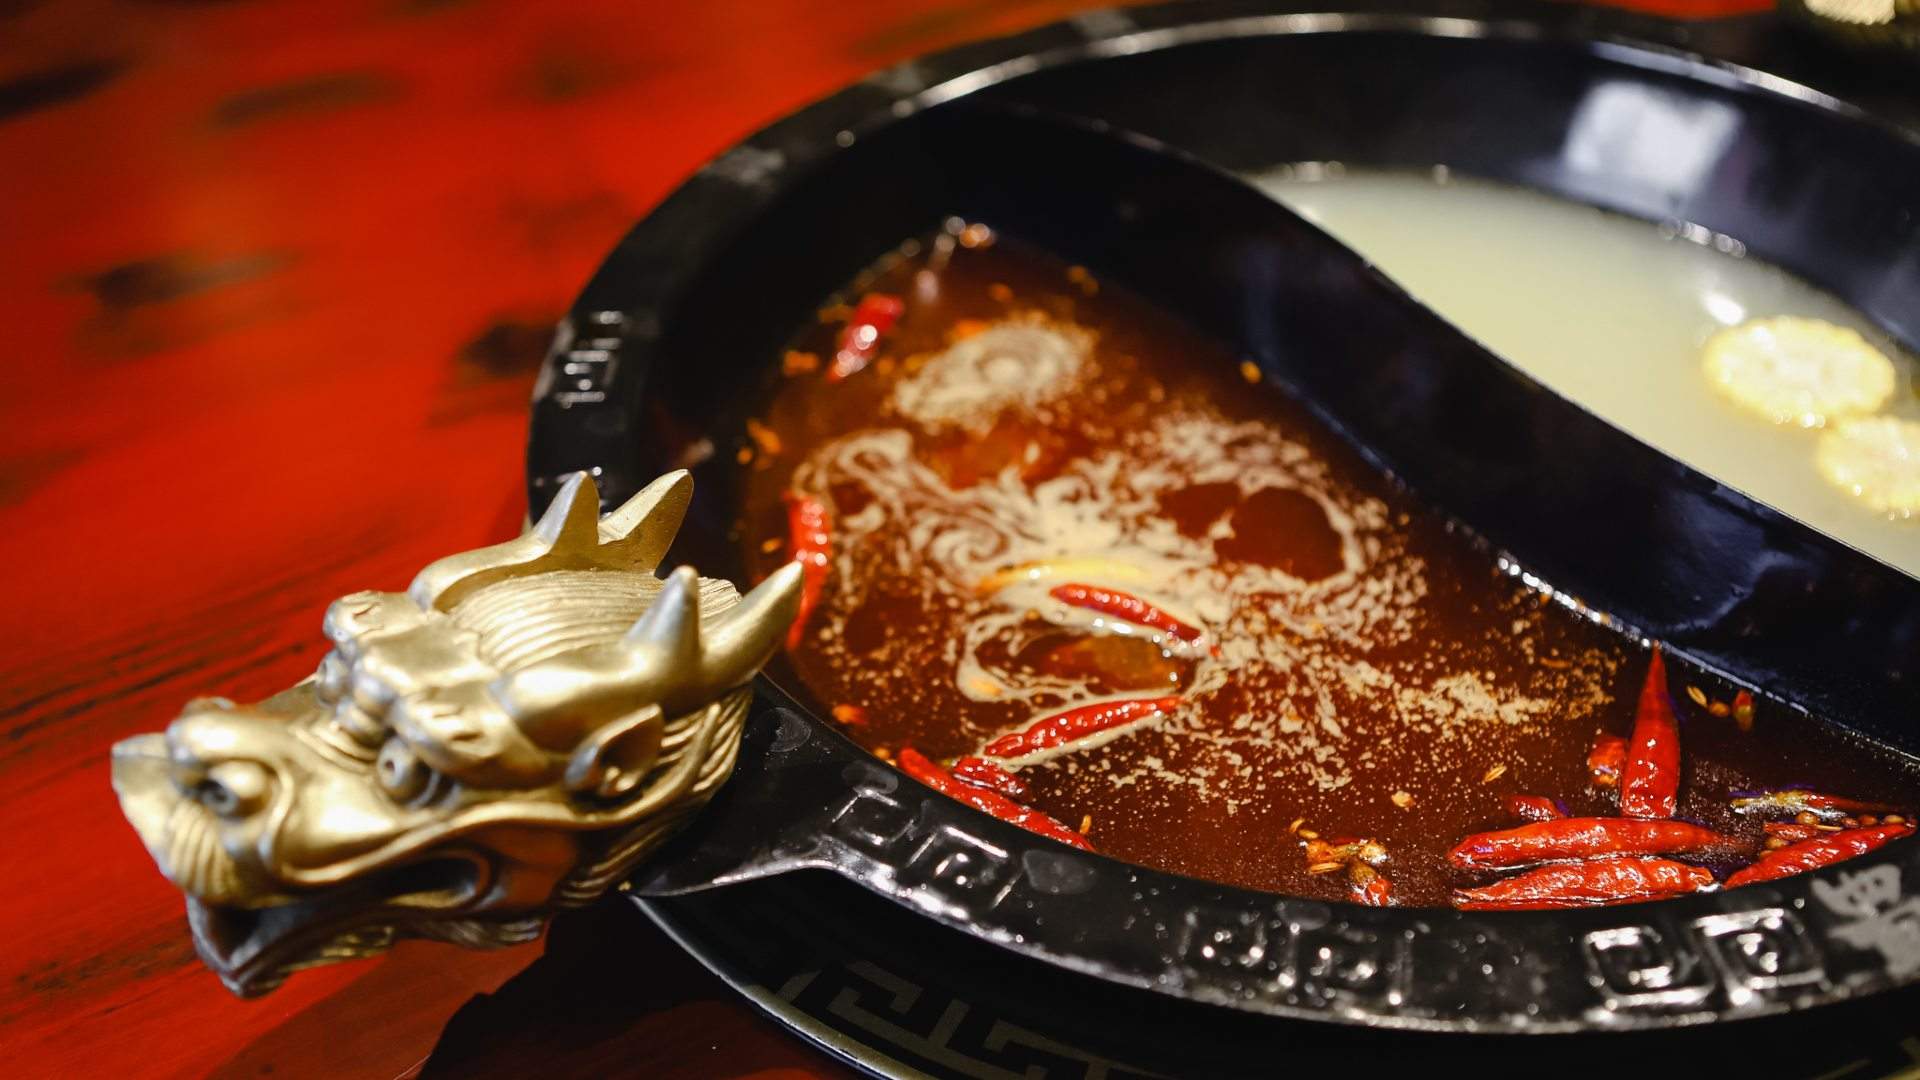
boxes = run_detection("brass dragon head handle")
[110,470,802,996]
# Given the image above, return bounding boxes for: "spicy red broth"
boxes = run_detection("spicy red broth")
[739,226,1919,908]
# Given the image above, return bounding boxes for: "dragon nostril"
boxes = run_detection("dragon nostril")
[377,738,431,801]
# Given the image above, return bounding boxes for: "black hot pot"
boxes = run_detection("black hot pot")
[523,0,1920,1039]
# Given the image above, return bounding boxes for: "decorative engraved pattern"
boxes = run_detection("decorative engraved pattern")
[1169,906,1412,1009]
[1176,905,1273,979]
[545,309,626,407]
[830,788,917,855]
[808,760,1920,1027]
[1583,926,1713,1009]
[1293,923,1411,1008]
[901,828,1019,912]
[1692,909,1824,1006]
[777,957,1163,1080]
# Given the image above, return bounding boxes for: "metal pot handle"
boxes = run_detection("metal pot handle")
[110,470,801,996]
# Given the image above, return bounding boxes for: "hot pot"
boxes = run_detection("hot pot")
[525,0,1920,1035]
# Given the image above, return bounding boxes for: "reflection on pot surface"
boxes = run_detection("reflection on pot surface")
[739,225,1919,909]
[1256,166,1920,576]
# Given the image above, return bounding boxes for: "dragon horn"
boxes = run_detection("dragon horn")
[597,470,693,574]
[695,562,803,703]
[624,566,703,676]
[530,470,603,547]
[409,472,606,610]
[498,563,800,723]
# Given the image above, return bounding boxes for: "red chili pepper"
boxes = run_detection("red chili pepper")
[950,756,1028,800]
[1620,646,1681,819]
[1588,732,1626,789]
[1725,823,1913,889]
[1730,789,1906,822]
[983,695,1181,759]
[1505,794,1567,823]
[1732,688,1755,732]
[1048,583,1206,644]
[1453,856,1713,910]
[782,491,831,650]
[826,292,904,382]
[896,747,1093,851]
[1350,864,1392,907]
[1448,817,1732,871]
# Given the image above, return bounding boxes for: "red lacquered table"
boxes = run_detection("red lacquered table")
[0,0,1771,1076]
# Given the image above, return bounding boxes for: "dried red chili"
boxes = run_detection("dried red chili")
[950,755,1028,800]
[1048,583,1206,645]
[826,292,904,382]
[1730,789,1906,822]
[1505,794,1567,823]
[1731,689,1755,732]
[896,747,1093,851]
[1725,822,1913,889]
[1349,864,1392,907]
[1587,732,1626,789]
[1453,856,1713,910]
[782,491,831,650]
[983,695,1181,759]
[1447,817,1732,871]
[1619,646,1681,819]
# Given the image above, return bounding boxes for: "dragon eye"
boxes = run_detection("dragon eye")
[377,738,431,801]
[200,761,271,817]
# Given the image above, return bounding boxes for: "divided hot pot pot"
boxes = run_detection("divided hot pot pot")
[526,0,1920,1033]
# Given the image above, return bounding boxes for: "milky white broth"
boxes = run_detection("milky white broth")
[1253,166,1920,579]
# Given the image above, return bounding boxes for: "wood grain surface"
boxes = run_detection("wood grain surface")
[0,0,1772,1076]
